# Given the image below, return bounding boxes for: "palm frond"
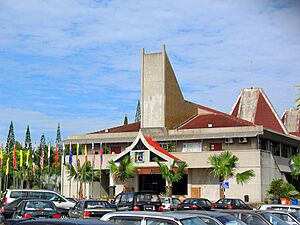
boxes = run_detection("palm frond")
[236,169,255,185]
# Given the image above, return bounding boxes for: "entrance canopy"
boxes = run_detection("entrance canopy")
[112,130,181,170]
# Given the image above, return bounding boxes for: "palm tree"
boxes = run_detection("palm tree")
[155,159,188,197]
[67,161,98,199]
[107,155,136,190]
[209,151,255,198]
[290,154,300,179]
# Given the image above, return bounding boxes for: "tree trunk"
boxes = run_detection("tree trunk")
[220,180,225,198]
[166,181,172,197]
[79,182,83,200]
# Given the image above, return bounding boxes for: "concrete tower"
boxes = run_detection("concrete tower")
[141,45,197,131]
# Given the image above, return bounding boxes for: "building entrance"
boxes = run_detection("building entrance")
[138,174,188,195]
[139,174,165,193]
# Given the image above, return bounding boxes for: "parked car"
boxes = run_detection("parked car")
[4,218,113,225]
[217,209,282,225]
[212,198,252,210]
[259,204,300,213]
[66,197,78,204]
[69,200,115,219]
[2,189,75,212]
[112,192,163,211]
[1,197,38,219]
[176,210,247,225]
[101,211,207,225]
[160,197,181,211]
[11,199,61,219]
[177,198,212,211]
[265,210,300,225]
[256,211,290,225]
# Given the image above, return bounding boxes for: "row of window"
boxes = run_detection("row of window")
[259,139,299,158]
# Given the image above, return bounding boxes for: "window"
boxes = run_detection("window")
[182,142,202,152]
[181,217,207,225]
[146,218,177,225]
[109,217,142,225]
[114,194,122,204]
[11,191,27,198]
[241,214,268,225]
[197,217,219,225]
[160,142,176,152]
[28,192,44,198]
[270,142,280,156]
[120,193,134,204]
[281,144,288,158]
[44,193,62,201]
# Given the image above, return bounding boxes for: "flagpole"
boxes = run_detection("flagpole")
[99,142,103,199]
[48,143,51,189]
[84,144,87,199]
[69,143,73,197]
[91,143,94,199]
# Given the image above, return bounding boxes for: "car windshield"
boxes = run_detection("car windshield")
[135,193,160,203]
[260,212,289,225]
[25,201,55,211]
[162,198,171,203]
[217,215,247,225]
[181,217,207,225]
[86,201,110,209]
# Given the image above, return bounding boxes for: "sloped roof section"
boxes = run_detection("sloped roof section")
[89,122,140,134]
[179,105,254,129]
[230,88,288,134]
[144,136,179,160]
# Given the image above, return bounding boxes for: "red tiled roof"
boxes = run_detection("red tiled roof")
[231,98,240,117]
[89,122,140,134]
[255,93,285,134]
[291,132,300,137]
[144,136,179,160]
[179,110,254,130]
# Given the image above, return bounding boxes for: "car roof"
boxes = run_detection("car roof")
[102,211,201,220]
[260,204,300,208]
[176,210,230,217]
[12,218,112,225]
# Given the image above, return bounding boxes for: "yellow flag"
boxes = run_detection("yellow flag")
[84,144,88,164]
[0,149,3,167]
[5,158,9,175]
[20,150,23,167]
[76,143,79,160]
[26,150,30,167]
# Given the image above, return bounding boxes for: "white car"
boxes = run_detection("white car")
[161,197,181,211]
[259,204,300,213]
[2,189,75,210]
[100,211,206,225]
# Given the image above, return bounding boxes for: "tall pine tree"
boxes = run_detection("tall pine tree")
[124,114,128,125]
[56,123,62,149]
[25,125,32,150]
[135,100,141,122]
[5,121,15,152]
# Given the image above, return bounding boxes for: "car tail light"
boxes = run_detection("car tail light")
[0,207,4,212]
[53,214,61,218]
[177,205,182,209]
[228,205,232,209]
[158,206,164,212]
[22,214,32,218]
[191,205,198,209]
[211,204,215,209]
[133,206,140,211]
[3,198,7,206]
[83,211,90,217]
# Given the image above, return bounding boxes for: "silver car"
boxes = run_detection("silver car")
[161,197,182,211]
[101,211,206,225]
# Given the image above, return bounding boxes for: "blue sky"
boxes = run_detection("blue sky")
[0,0,299,145]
